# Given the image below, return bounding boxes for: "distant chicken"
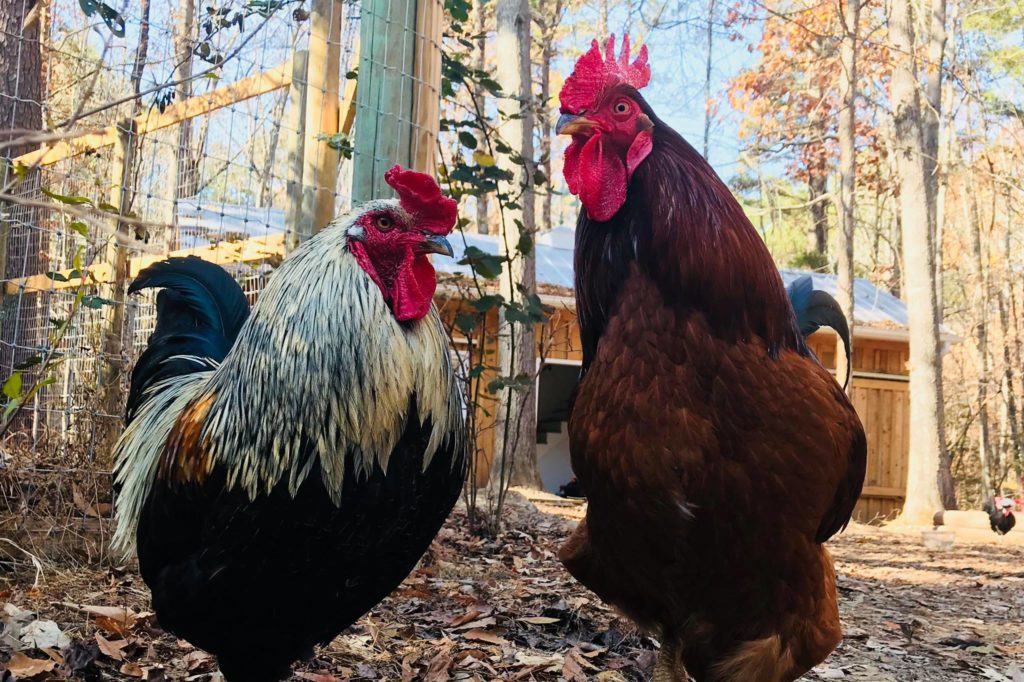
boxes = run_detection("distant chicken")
[986,498,1016,535]
[556,37,866,682]
[113,166,465,682]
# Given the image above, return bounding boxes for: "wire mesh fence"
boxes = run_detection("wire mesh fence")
[0,0,439,563]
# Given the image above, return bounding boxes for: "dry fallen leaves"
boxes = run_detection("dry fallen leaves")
[119,661,146,677]
[6,652,57,677]
[462,627,508,646]
[18,618,70,650]
[295,673,340,682]
[95,632,130,661]
[60,602,151,638]
[0,495,1020,682]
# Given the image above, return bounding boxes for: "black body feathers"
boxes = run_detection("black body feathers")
[137,405,462,682]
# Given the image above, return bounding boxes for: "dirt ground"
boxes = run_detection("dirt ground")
[1,490,1022,681]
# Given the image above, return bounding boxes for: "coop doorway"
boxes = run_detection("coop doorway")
[536,360,582,495]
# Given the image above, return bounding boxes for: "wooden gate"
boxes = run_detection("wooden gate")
[850,376,910,521]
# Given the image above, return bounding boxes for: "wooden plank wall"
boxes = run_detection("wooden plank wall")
[806,333,910,375]
[850,378,909,521]
[541,306,581,362]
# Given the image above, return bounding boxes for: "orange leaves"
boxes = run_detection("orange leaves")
[6,652,58,677]
[60,603,152,638]
[462,628,508,645]
[95,632,129,661]
[728,0,888,175]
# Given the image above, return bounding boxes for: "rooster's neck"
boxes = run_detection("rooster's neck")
[574,125,802,370]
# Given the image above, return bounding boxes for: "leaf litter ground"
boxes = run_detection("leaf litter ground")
[1,489,1022,681]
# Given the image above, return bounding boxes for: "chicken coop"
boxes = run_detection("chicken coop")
[0,0,444,555]
[436,226,954,524]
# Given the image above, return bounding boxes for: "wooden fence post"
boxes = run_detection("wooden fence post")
[97,118,136,461]
[301,0,343,239]
[412,0,443,174]
[351,0,442,202]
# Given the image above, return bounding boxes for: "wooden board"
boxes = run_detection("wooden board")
[351,0,418,202]
[411,0,443,173]
[5,234,285,294]
[14,61,293,169]
[300,0,343,236]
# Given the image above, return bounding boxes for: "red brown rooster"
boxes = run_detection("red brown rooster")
[555,37,867,682]
[112,166,465,681]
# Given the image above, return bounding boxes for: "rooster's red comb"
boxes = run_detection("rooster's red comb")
[383,165,458,235]
[559,34,650,114]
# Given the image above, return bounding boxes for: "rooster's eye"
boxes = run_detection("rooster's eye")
[613,100,630,115]
[375,215,394,231]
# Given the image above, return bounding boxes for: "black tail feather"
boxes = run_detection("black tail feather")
[787,275,853,390]
[126,257,250,422]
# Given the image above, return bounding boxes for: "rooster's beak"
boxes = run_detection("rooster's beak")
[556,113,595,136]
[420,235,454,258]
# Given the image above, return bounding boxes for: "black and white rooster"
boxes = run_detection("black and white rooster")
[112,166,465,681]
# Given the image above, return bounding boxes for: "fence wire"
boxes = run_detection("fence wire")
[0,0,426,563]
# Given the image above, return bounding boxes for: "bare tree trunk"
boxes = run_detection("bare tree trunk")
[808,171,828,256]
[888,0,951,521]
[598,0,609,36]
[474,0,490,234]
[929,0,956,508]
[129,0,151,116]
[0,0,42,157]
[537,0,563,233]
[170,0,197,249]
[125,0,151,220]
[922,0,947,316]
[996,385,1011,491]
[996,193,1023,482]
[879,116,903,297]
[259,88,289,207]
[702,0,715,160]
[0,0,44,375]
[491,0,540,490]
[835,0,860,392]
[965,167,992,498]
[891,207,903,298]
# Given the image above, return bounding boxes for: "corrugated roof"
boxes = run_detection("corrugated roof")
[441,227,912,331]
[172,201,917,334]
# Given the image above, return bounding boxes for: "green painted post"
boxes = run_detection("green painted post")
[351,0,418,202]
